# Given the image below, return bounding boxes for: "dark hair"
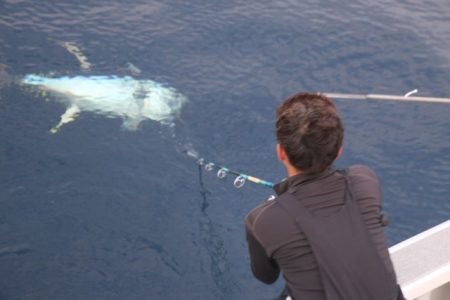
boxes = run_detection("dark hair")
[276,92,343,175]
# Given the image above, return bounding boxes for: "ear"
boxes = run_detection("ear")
[336,146,344,160]
[276,143,286,162]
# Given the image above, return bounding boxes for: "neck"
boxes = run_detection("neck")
[286,164,302,177]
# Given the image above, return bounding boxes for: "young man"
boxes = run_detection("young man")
[245,93,404,300]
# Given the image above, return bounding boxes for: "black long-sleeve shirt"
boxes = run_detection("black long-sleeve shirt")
[245,165,397,300]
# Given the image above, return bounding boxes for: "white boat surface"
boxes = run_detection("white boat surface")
[390,220,450,300]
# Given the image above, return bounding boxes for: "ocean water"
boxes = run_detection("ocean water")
[0,0,449,299]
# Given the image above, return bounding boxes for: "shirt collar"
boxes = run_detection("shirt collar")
[273,167,336,195]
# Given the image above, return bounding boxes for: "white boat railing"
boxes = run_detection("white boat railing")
[389,220,450,300]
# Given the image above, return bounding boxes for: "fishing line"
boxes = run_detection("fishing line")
[197,161,211,211]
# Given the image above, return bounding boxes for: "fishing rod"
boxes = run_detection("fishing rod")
[324,89,450,104]
[183,148,274,189]
[197,158,274,189]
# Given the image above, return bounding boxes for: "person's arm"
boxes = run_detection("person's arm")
[245,224,280,284]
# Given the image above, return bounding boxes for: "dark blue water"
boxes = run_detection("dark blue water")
[1,1,449,299]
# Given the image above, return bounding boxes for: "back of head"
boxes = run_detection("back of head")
[276,92,344,175]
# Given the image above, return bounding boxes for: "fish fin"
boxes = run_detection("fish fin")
[126,62,142,75]
[121,118,142,131]
[50,104,81,134]
[62,42,91,71]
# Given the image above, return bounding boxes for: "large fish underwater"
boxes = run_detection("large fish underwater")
[20,43,187,133]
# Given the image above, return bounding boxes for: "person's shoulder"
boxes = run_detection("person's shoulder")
[245,198,290,234]
[347,164,379,184]
[346,165,382,205]
[246,199,278,228]
[246,197,297,251]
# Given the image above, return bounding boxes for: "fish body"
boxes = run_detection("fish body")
[22,74,186,132]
